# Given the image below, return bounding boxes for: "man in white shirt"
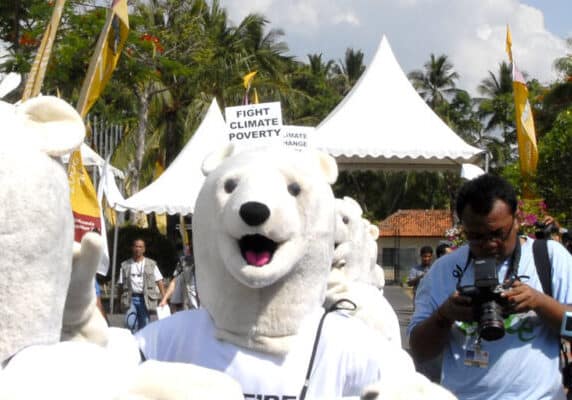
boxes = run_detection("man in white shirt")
[118,238,165,333]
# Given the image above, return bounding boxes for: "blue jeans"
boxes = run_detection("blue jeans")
[125,294,149,333]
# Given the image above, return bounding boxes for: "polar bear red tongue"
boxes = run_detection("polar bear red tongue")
[245,250,271,267]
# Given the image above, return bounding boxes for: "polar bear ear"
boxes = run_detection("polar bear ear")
[343,196,363,216]
[18,96,85,156]
[366,221,379,239]
[316,150,338,184]
[201,144,237,176]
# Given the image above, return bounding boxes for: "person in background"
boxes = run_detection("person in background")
[408,173,572,399]
[95,280,108,323]
[407,246,434,300]
[159,243,198,312]
[436,242,453,259]
[118,238,165,333]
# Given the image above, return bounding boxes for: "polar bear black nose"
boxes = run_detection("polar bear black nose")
[239,201,270,226]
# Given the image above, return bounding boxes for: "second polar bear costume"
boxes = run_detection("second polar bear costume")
[137,146,418,399]
[326,196,401,346]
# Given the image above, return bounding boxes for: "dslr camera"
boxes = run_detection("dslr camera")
[458,258,513,341]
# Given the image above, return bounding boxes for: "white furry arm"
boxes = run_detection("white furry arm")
[61,232,108,346]
[119,360,244,400]
[361,372,457,400]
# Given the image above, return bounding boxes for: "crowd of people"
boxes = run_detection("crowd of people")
[95,173,572,400]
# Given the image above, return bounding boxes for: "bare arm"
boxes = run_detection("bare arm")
[157,279,166,299]
[159,278,177,307]
[410,291,473,361]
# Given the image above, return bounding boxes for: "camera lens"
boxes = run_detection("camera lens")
[479,300,505,341]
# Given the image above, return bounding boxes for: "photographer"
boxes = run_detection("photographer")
[408,174,572,399]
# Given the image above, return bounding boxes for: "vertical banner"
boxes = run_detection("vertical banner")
[69,151,102,242]
[70,0,129,241]
[76,0,129,118]
[22,0,67,100]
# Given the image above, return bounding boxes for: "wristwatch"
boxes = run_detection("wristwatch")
[561,311,572,338]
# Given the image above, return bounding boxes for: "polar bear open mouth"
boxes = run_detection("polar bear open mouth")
[239,234,279,267]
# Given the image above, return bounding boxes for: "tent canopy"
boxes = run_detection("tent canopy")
[312,36,484,172]
[118,99,228,215]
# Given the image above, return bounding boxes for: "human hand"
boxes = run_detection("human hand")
[439,291,474,323]
[501,280,543,313]
[159,298,168,307]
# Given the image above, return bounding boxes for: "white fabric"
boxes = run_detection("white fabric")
[460,163,486,180]
[118,99,228,214]
[137,308,415,399]
[312,36,484,172]
[60,143,124,179]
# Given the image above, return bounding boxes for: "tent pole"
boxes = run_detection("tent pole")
[109,219,120,314]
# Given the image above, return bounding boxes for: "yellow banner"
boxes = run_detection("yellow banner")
[76,0,129,117]
[68,150,101,241]
[513,79,538,175]
[243,71,257,89]
[22,0,67,100]
[505,25,513,64]
[154,158,167,235]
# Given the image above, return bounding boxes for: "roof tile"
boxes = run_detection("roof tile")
[378,209,453,237]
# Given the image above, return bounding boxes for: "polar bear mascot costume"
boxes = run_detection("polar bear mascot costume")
[137,145,455,399]
[0,96,242,400]
[325,196,401,346]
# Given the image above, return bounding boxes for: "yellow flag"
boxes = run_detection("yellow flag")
[22,0,67,100]
[76,0,129,117]
[243,71,257,89]
[513,63,538,181]
[505,24,513,63]
[252,88,259,104]
[68,151,101,242]
[179,215,191,255]
[153,158,167,235]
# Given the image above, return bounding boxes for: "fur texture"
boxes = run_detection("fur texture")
[0,97,83,364]
[193,145,338,355]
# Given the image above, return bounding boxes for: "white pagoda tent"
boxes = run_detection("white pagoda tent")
[312,35,484,172]
[118,99,228,215]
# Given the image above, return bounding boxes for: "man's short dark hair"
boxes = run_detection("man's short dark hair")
[420,245,433,256]
[455,173,517,221]
[436,243,451,258]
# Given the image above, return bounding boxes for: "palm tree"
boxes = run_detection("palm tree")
[333,48,366,95]
[407,54,459,110]
[476,61,515,144]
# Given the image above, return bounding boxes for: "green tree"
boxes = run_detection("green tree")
[332,48,365,95]
[407,53,459,111]
[536,109,572,224]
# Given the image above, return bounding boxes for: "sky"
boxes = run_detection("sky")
[220,0,571,96]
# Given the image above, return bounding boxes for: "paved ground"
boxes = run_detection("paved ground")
[383,284,414,350]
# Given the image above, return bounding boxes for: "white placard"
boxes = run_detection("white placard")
[282,125,314,150]
[225,102,283,149]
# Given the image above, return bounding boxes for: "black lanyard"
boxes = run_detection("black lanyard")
[454,240,521,288]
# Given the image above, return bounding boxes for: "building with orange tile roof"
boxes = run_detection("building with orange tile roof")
[377,209,454,283]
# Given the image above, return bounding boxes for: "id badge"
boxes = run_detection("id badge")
[463,344,489,368]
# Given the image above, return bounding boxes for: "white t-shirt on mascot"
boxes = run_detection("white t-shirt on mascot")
[137,145,416,399]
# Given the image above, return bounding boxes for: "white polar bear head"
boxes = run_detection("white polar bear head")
[0,96,84,365]
[365,219,385,289]
[332,196,374,284]
[193,145,338,355]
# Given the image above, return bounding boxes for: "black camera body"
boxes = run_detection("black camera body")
[458,257,512,341]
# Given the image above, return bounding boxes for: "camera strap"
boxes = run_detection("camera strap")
[457,240,522,287]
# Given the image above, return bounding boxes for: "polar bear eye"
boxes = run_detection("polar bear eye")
[342,216,349,224]
[287,182,301,196]
[224,178,238,193]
